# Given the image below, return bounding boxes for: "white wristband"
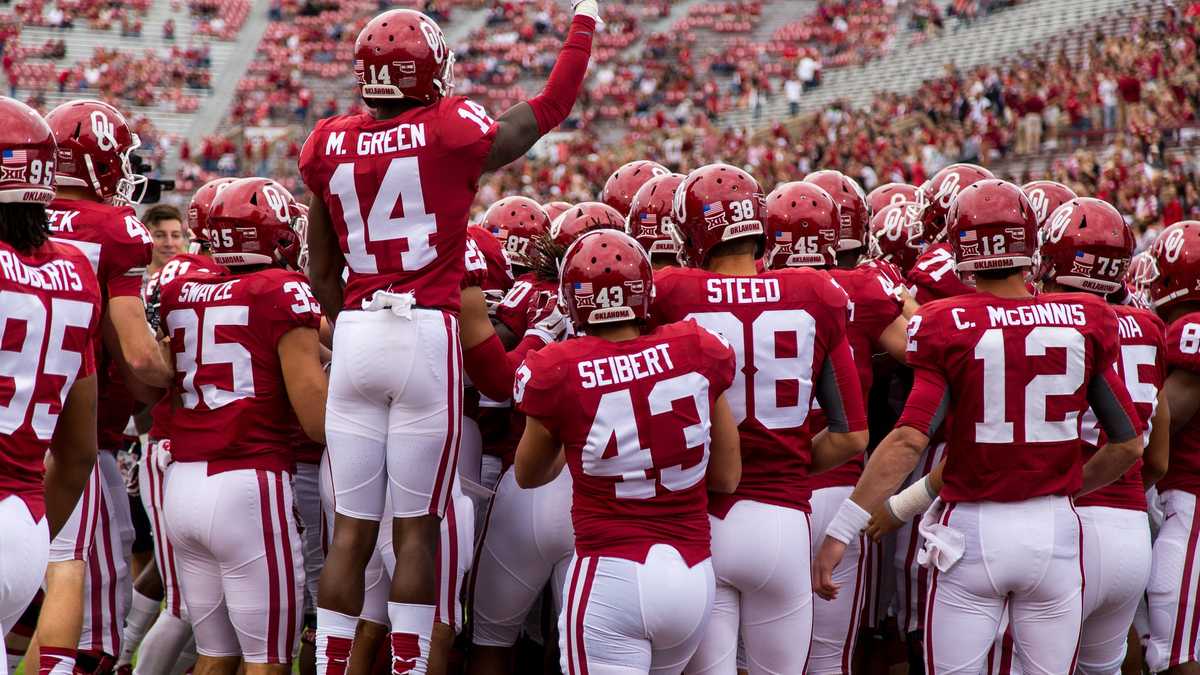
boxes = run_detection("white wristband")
[886,475,937,523]
[825,499,871,545]
[573,0,600,22]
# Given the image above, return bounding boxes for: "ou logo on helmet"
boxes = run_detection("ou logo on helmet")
[881,206,907,241]
[420,20,448,64]
[1044,204,1073,244]
[1026,188,1049,224]
[936,172,961,209]
[91,111,118,153]
[1161,226,1186,264]
[263,185,290,224]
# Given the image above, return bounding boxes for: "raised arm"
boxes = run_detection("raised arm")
[482,2,599,173]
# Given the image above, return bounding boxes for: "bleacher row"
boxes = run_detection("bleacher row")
[1,0,246,135]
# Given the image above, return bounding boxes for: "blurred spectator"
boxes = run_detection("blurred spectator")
[785,76,802,116]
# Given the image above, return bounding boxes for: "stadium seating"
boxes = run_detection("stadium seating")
[6,0,1191,235]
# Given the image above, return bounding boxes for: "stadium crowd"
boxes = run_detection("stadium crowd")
[166,0,1200,246]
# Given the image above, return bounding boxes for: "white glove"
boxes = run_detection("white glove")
[571,0,601,23]
[525,291,569,344]
[482,289,507,317]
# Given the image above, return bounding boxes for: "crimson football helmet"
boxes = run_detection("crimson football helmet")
[672,163,764,266]
[946,179,1037,272]
[550,201,624,248]
[1146,221,1200,311]
[1021,180,1078,228]
[626,172,684,260]
[355,9,454,105]
[601,160,670,217]
[0,96,57,205]
[559,230,653,330]
[45,99,145,205]
[206,177,303,269]
[868,201,927,273]
[481,196,551,269]
[188,177,237,240]
[763,181,839,269]
[1036,198,1134,294]
[921,163,995,240]
[542,201,572,222]
[866,182,923,217]
[803,170,868,252]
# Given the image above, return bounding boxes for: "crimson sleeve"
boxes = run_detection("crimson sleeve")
[1088,308,1144,443]
[464,332,514,402]
[463,332,548,402]
[896,364,950,436]
[262,273,322,347]
[815,336,868,433]
[297,120,325,196]
[103,213,152,299]
[526,14,596,134]
[513,348,564,435]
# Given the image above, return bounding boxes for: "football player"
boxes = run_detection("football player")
[1143,220,1200,674]
[157,177,326,674]
[762,179,908,675]
[299,3,600,670]
[513,229,741,675]
[33,99,168,675]
[905,163,995,303]
[1035,198,1166,674]
[815,179,1143,674]
[652,163,868,674]
[600,159,669,218]
[867,201,927,282]
[0,96,102,675]
[625,172,685,269]
[127,177,232,675]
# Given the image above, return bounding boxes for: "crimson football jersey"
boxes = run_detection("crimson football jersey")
[143,254,228,441]
[1157,312,1200,496]
[899,292,1142,503]
[48,198,153,450]
[463,225,513,293]
[906,243,973,303]
[650,266,867,517]
[0,239,101,520]
[298,98,498,313]
[1075,304,1165,510]
[809,264,905,491]
[495,273,557,337]
[514,321,736,566]
[159,266,321,474]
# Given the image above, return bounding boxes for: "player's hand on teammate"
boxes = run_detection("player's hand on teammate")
[812,536,847,601]
[865,504,904,541]
[526,291,569,343]
[482,289,507,317]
